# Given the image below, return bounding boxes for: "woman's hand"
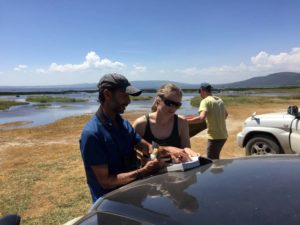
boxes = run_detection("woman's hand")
[159,146,192,163]
[183,147,200,157]
[171,150,191,163]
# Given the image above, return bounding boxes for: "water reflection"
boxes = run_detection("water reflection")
[2,89,297,129]
[0,92,199,129]
[209,159,233,174]
[106,172,200,216]
[100,160,236,224]
[158,173,199,213]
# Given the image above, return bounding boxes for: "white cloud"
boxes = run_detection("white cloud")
[9,48,300,85]
[129,64,148,77]
[14,64,28,71]
[133,65,147,73]
[176,67,199,76]
[178,47,300,82]
[251,48,300,70]
[43,51,125,73]
[35,68,47,74]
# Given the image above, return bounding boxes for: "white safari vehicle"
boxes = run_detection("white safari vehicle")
[237,105,300,155]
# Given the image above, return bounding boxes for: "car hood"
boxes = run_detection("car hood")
[253,112,292,119]
[92,155,300,225]
[244,112,295,129]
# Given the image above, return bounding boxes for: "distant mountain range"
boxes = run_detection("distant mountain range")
[216,72,300,88]
[1,72,300,92]
[132,72,300,89]
[131,80,199,89]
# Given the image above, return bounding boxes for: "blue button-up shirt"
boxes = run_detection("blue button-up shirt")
[80,112,141,202]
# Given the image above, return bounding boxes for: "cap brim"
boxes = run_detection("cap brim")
[126,85,142,96]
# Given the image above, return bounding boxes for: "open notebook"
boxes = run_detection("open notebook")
[165,156,200,172]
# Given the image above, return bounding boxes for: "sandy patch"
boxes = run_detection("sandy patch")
[0,121,33,130]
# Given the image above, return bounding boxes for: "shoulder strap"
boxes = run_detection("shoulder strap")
[143,114,156,142]
[173,114,178,133]
[170,114,180,143]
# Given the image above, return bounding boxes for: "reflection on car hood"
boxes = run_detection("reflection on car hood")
[93,155,300,225]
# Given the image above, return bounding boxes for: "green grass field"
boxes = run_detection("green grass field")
[0,95,152,111]
[0,100,29,110]
[190,95,300,107]
[224,86,300,93]
[26,96,87,103]
[130,95,153,101]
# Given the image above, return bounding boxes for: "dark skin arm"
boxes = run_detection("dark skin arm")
[135,139,152,157]
[91,152,169,190]
[91,164,139,189]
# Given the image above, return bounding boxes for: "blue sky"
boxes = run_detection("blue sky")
[1,0,300,86]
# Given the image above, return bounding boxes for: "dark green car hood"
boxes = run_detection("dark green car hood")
[92,155,300,225]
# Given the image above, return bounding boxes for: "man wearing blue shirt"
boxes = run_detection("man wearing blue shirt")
[80,73,168,203]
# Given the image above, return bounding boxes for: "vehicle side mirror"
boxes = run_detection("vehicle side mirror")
[287,105,298,116]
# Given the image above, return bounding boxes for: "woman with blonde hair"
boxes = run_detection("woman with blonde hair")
[133,83,198,161]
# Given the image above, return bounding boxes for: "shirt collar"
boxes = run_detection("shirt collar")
[96,106,123,129]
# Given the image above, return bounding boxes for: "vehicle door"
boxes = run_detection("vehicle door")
[290,118,300,153]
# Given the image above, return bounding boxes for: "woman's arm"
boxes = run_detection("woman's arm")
[178,115,191,148]
[178,115,200,157]
[132,115,147,137]
[133,116,152,164]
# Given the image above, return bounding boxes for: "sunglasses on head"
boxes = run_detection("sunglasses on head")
[159,95,182,108]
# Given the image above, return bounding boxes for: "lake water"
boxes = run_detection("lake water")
[0,92,199,129]
[1,90,299,129]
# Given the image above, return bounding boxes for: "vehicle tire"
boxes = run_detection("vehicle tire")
[245,135,281,155]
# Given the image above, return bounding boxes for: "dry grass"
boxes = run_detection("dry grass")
[0,115,91,224]
[0,101,299,224]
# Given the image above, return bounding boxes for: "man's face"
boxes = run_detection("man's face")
[199,88,205,99]
[109,89,131,114]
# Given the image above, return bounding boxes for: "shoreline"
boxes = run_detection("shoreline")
[0,109,150,130]
[2,93,299,130]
